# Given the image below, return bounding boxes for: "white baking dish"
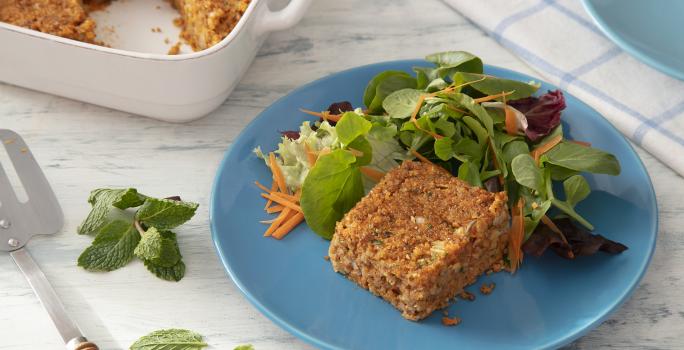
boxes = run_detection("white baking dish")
[0,0,311,122]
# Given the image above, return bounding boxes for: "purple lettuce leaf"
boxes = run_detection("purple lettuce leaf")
[509,90,566,141]
[522,217,628,259]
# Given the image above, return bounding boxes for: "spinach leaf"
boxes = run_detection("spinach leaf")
[426,78,448,92]
[563,174,590,206]
[434,137,455,161]
[462,116,489,146]
[453,138,482,162]
[364,70,410,107]
[426,51,483,76]
[365,73,417,114]
[383,89,424,119]
[502,140,529,164]
[413,66,438,90]
[336,112,372,146]
[452,72,539,100]
[300,150,365,239]
[348,137,373,166]
[544,142,621,175]
[448,93,494,135]
[494,131,521,147]
[548,164,579,181]
[551,198,594,230]
[434,117,457,137]
[480,169,501,182]
[511,154,543,192]
[458,160,483,187]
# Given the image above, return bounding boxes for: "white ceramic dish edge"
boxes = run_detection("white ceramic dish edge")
[0,0,312,123]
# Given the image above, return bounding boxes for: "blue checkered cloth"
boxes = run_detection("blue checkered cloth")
[445,0,684,176]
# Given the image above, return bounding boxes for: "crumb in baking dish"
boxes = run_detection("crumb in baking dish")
[167,41,181,55]
[328,161,510,321]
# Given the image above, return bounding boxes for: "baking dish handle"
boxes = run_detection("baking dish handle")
[255,0,312,35]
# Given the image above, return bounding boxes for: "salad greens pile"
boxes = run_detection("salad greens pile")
[256,51,626,262]
[77,188,198,281]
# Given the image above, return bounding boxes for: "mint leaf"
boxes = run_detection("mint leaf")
[234,345,254,350]
[129,328,207,350]
[136,198,198,230]
[78,220,140,271]
[78,188,145,235]
[134,227,181,268]
[143,259,185,282]
[88,188,146,209]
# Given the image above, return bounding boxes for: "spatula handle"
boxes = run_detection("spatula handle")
[10,248,98,350]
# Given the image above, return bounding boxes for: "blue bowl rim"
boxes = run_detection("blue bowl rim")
[582,0,684,81]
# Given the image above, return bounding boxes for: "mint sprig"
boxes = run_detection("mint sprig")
[129,328,207,350]
[77,189,198,281]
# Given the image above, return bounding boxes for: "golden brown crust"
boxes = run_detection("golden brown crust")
[0,0,98,43]
[172,0,250,51]
[329,161,510,320]
[0,0,250,51]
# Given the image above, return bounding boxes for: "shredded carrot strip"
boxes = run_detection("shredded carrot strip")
[503,94,518,136]
[260,193,302,213]
[266,204,285,214]
[569,140,591,147]
[269,153,288,194]
[300,108,341,123]
[261,181,276,210]
[531,135,562,164]
[304,143,317,166]
[326,114,341,122]
[473,90,514,104]
[264,208,293,237]
[272,212,305,240]
[360,167,385,182]
[509,197,525,273]
[269,191,300,202]
[254,181,271,193]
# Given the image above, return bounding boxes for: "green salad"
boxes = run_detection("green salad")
[255,51,627,267]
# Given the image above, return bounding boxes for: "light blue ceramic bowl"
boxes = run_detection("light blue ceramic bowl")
[210,60,657,349]
[583,0,684,80]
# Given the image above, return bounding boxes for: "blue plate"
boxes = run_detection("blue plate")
[210,60,657,350]
[583,0,684,80]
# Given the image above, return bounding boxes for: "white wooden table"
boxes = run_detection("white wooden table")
[1,0,682,349]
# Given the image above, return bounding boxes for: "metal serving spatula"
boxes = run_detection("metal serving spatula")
[0,129,98,350]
